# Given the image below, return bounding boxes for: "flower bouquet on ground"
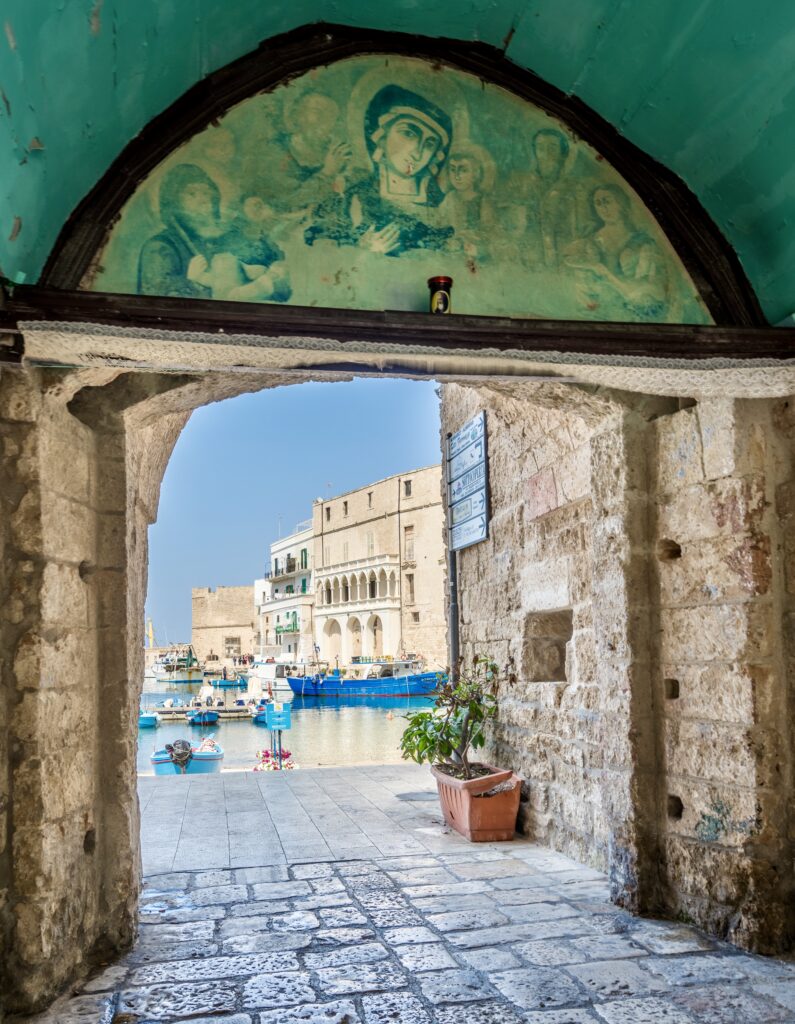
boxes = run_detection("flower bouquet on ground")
[252,747,297,771]
[400,654,521,841]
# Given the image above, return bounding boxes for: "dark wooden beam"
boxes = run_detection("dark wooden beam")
[3,286,794,363]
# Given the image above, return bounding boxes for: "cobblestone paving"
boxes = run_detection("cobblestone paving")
[18,767,795,1023]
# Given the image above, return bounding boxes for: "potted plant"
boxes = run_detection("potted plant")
[400,654,522,842]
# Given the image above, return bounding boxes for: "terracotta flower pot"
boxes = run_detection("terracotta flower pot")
[430,763,522,842]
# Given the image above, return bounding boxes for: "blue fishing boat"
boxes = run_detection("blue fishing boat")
[288,660,443,698]
[186,709,220,725]
[249,699,271,725]
[138,709,161,728]
[211,676,247,690]
[150,738,223,775]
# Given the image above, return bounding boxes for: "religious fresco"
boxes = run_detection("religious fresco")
[87,56,712,324]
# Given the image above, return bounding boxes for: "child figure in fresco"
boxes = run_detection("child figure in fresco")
[437,141,497,259]
[562,183,669,320]
[305,84,454,256]
[137,163,291,302]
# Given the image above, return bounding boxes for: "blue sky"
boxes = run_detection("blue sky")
[146,378,442,643]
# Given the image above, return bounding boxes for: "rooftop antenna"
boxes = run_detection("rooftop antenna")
[325,482,332,499]
[277,513,284,539]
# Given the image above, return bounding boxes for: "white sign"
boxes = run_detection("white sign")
[448,438,485,483]
[450,489,487,526]
[448,410,485,459]
[450,515,488,550]
[447,411,489,553]
[448,461,486,505]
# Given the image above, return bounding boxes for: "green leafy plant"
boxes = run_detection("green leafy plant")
[400,654,498,780]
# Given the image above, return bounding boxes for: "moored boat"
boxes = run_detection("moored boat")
[138,709,161,728]
[211,675,248,690]
[288,660,443,698]
[150,738,223,774]
[186,709,220,725]
[246,658,310,701]
[153,644,204,685]
[250,705,271,725]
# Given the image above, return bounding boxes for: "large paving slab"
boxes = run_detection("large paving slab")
[15,764,795,1023]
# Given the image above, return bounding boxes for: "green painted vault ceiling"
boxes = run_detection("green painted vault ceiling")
[2,0,795,323]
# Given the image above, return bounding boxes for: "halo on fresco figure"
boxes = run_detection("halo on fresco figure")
[346,57,471,172]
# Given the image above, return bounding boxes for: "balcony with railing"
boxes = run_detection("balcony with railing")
[272,556,298,580]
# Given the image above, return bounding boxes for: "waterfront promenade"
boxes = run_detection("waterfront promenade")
[19,764,795,1023]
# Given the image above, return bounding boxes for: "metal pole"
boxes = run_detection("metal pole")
[448,546,460,682]
[446,432,460,682]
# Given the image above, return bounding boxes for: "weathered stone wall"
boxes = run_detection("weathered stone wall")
[0,369,126,1012]
[2,364,793,1017]
[440,382,795,952]
[652,398,795,951]
[191,585,258,663]
[440,383,662,912]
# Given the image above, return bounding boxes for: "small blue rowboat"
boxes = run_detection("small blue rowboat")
[138,710,161,728]
[150,742,224,775]
[186,709,220,725]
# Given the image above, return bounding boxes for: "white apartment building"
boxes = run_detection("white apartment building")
[254,521,315,662]
[312,465,447,670]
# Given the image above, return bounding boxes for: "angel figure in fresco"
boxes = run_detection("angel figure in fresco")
[437,141,498,259]
[305,84,454,256]
[562,183,669,319]
[137,163,291,302]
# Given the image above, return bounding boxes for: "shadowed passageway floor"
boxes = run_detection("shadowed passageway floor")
[20,765,795,1023]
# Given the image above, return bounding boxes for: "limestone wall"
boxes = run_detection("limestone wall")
[440,383,654,891]
[2,364,793,1017]
[0,369,134,1011]
[191,584,257,663]
[440,383,795,952]
[652,399,795,950]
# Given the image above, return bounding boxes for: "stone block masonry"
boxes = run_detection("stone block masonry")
[440,383,795,954]
[2,361,794,1018]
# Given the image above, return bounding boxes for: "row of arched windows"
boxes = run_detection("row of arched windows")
[317,568,397,606]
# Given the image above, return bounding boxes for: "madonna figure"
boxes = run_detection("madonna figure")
[305,84,454,256]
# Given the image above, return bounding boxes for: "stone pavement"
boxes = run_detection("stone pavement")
[20,765,795,1023]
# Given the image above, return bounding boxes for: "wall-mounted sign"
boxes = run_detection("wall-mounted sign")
[447,411,489,552]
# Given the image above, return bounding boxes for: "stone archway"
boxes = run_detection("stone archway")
[2,20,795,1018]
[367,614,384,658]
[4,358,795,1015]
[323,617,342,663]
[347,616,362,659]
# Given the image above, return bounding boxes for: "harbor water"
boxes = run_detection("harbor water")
[137,688,433,773]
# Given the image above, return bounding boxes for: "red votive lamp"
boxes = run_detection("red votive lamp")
[428,276,453,314]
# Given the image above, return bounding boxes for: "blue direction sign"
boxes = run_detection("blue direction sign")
[447,411,489,552]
